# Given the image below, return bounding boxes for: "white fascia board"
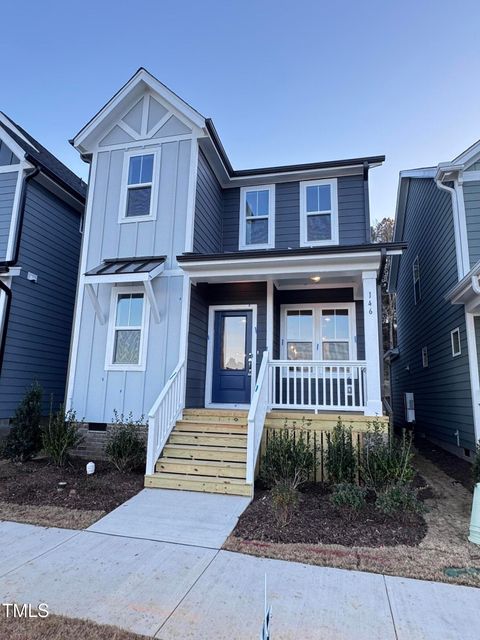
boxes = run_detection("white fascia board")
[399,168,436,179]
[446,260,480,303]
[73,69,205,150]
[452,138,480,167]
[0,123,29,162]
[178,252,385,281]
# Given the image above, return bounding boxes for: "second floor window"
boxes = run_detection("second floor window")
[239,185,275,250]
[123,153,155,220]
[413,256,421,304]
[300,179,339,246]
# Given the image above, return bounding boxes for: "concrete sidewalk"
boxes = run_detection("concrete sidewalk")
[87,488,251,548]
[0,519,479,639]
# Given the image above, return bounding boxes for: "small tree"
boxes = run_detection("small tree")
[3,382,42,462]
[42,405,83,467]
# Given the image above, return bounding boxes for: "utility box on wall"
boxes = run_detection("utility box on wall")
[404,392,415,423]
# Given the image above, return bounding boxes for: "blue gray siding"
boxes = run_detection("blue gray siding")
[193,153,369,254]
[0,179,81,418]
[185,282,267,407]
[193,149,222,253]
[0,140,19,166]
[392,178,475,450]
[464,180,480,268]
[0,171,18,260]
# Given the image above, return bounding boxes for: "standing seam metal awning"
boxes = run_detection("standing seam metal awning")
[85,256,166,283]
[83,256,166,325]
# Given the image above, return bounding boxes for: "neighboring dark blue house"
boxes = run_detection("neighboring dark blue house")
[389,139,480,459]
[0,113,85,422]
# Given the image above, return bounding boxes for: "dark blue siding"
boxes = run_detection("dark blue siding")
[338,175,368,245]
[0,179,81,418]
[0,171,18,260]
[222,188,240,252]
[185,282,267,407]
[391,178,475,450]
[193,150,222,253]
[275,182,300,249]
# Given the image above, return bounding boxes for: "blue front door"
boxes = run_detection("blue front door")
[211,309,253,404]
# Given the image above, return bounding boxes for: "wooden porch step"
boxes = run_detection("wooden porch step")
[156,458,246,478]
[181,412,248,425]
[162,444,247,463]
[169,432,247,448]
[144,473,251,496]
[183,408,248,418]
[174,420,247,434]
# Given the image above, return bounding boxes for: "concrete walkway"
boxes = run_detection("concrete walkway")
[0,514,479,638]
[87,488,251,548]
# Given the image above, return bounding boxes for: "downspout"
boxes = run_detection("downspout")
[0,167,40,374]
[363,161,371,242]
[435,174,467,279]
[377,247,388,417]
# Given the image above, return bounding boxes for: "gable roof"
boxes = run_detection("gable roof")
[0,113,86,200]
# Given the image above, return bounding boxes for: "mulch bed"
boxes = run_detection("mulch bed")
[0,457,143,512]
[415,437,473,492]
[233,483,428,547]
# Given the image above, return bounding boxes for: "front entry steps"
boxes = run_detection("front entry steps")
[144,409,251,496]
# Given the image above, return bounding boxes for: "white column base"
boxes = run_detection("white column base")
[364,400,383,417]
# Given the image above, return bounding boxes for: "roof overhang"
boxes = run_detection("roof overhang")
[177,244,405,284]
[446,261,480,312]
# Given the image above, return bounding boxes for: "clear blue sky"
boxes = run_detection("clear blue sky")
[1,0,479,221]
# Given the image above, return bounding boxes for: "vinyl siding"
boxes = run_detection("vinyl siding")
[463,180,480,268]
[193,149,222,253]
[222,188,240,252]
[0,180,81,418]
[0,171,18,260]
[391,178,475,450]
[185,282,267,407]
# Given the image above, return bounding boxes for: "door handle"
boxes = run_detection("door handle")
[247,353,253,376]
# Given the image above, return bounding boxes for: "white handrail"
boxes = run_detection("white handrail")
[145,358,186,475]
[246,350,270,485]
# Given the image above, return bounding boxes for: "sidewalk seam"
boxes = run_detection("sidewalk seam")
[383,574,399,640]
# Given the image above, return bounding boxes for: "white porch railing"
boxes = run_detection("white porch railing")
[246,351,270,484]
[146,359,186,475]
[268,360,367,412]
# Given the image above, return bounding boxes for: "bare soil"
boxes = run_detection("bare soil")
[415,436,474,491]
[0,608,148,640]
[0,457,143,529]
[225,452,480,587]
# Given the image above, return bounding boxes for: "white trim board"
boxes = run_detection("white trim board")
[204,304,258,409]
[465,312,480,442]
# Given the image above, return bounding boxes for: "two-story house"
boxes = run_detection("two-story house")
[67,68,402,494]
[0,113,85,424]
[389,139,480,460]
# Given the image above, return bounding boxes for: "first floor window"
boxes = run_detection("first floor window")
[300,179,338,246]
[109,291,146,367]
[239,185,275,249]
[124,153,155,218]
[285,309,313,360]
[451,327,461,357]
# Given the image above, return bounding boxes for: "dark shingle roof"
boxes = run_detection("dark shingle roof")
[0,113,87,200]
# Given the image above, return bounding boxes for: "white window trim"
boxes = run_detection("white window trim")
[299,178,339,247]
[105,286,150,371]
[451,327,461,357]
[239,184,275,250]
[280,302,357,361]
[118,149,160,223]
[422,346,429,368]
[413,256,421,305]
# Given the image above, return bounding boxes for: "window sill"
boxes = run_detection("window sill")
[238,243,275,251]
[104,364,146,372]
[300,239,339,248]
[119,215,156,224]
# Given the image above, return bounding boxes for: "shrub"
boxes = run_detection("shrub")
[325,418,357,484]
[330,482,367,513]
[473,442,480,485]
[105,411,146,473]
[3,382,42,462]
[362,420,414,490]
[42,405,83,467]
[271,480,299,527]
[376,484,425,517]
[261,425,315,490]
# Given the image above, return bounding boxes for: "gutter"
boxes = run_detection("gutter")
[0,167,40,373]
[377,247,387,285]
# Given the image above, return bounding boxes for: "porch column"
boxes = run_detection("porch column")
[362,270,383,415]
[266,279,274,356]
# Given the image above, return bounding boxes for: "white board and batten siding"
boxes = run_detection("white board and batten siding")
[68,88,200,423]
